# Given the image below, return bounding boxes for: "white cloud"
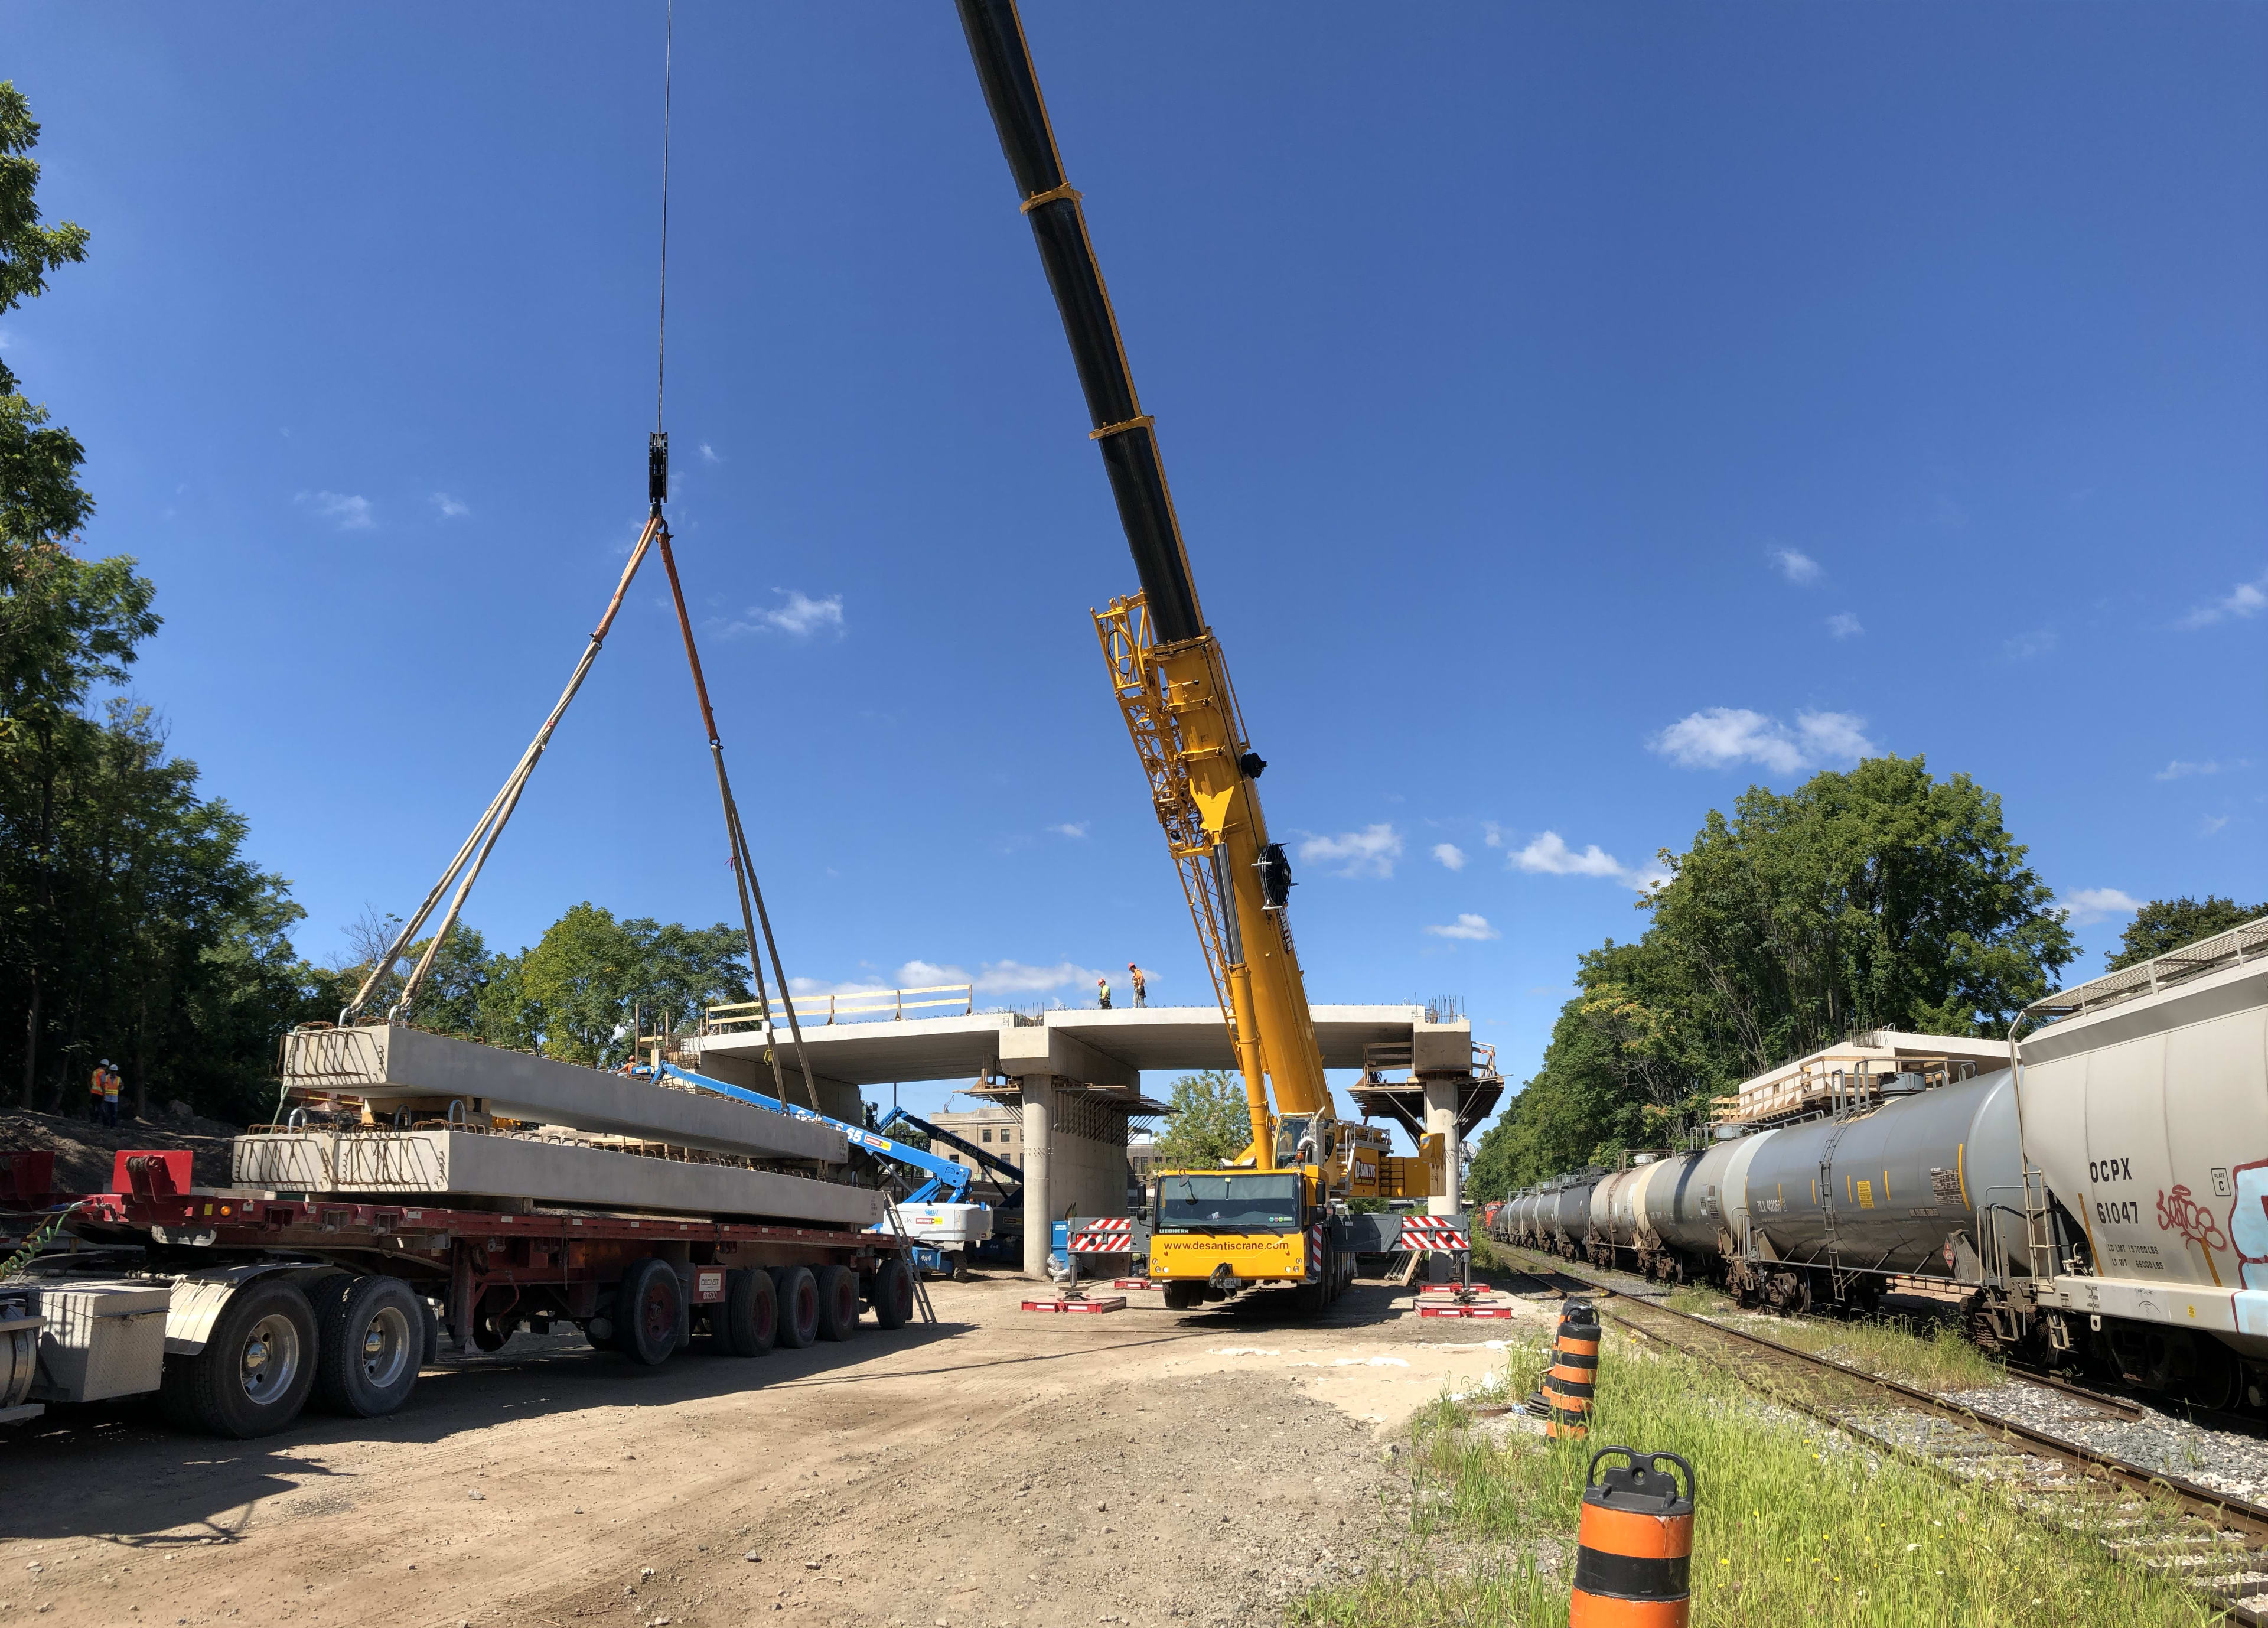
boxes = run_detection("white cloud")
[1431,842,1467,871]
[2202,813,2231,837]
[296,490,373,530]
[1425,913,1500,942]
[1826,612,1863,639]
[2156,758,2247,781]
[2179,572,2268,630]
[1795,710,1875,761]
[2003,628,2058,660]
[897,959,967,987]
[973,959,1108,995]
[1772,548,1823,585]
[1511,831,1669,894]
[1513,831,1624,878]
[787,975,897,998]
[2062,887,2141,924]
[1650,708,1876,775]
[724,589,845,638]
[1481,822,1504,849]
[699,442,721,464]
[432,492,469,519]
[1048,822,1089,839]
[1299,823,1402,879]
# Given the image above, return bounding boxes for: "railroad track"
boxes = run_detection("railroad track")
[1498,1246,2268,1624]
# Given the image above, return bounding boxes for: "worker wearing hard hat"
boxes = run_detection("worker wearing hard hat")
[90,1060,122,1128]
[1096,976,1112,1010]
[1128,962,1148,1008]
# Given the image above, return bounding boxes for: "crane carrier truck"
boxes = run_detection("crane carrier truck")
[956,0,1456,1311]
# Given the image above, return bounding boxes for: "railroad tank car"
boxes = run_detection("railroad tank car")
[2017,936,2268,1398]
[1730,1069,2025,1311]
[1521,1185,1550,1245]
[1644,1135,1766,1265]
[1549,1171,1603,1255]
[1585,1157,1678,1266]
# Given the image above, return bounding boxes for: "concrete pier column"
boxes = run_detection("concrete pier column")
[1423,1077,1462,1217]
[1422,1077,1464,1283]
[1020,1075,1055,1280]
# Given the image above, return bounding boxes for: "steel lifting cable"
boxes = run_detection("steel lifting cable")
[358,2,826,1130]
[345,517,664,1023]
[654,529,822,1112]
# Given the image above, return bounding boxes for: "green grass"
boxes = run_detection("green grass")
[1655,1281,2003,1393]
[1741,1311,2006,1394]
[1292,1329,2218,1628]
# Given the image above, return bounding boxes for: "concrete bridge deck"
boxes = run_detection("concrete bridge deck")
[684,1002,1465,1095]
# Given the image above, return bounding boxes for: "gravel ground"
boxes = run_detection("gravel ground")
[1941,1375,2268,1505]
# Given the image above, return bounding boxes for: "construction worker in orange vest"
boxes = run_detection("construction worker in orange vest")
[90,1060,122,1128]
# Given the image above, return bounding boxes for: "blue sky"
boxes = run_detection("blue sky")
[9,4,2264,1134]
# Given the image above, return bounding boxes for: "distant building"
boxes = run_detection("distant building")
[930,1105,1023,1170]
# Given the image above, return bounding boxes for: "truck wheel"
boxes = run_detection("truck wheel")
[770,1266,819,1349]
[1295,1281,1328,1316]
[869,1259,914,1331]
[1161,1281,1200,1311]
[719,1267,777,1357]
[315,1276,422,1417]
[171,1279,318,1438]
[618,1258,684,1367]
[302,1271,354,1331]
[815,1265,861,1341]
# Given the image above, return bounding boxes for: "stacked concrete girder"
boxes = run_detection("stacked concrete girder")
[281,1025,846,1164]
[234,1129,882,1227]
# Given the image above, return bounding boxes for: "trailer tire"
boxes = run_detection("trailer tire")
[301,1270,354,1333]
[815,1265,860,1342]
[315,1275,423,1418]
[619,1258,684,1367]
[169,1278,318,1438]
[770,1266,819,1349]
[870,1259,914,1330]
[719,1267,777,1357]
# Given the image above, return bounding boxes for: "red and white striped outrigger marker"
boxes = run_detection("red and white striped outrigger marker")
[1069,1217,1136,1255]
[1307,1222,1326,1281]
[1397,1216,1470,1254]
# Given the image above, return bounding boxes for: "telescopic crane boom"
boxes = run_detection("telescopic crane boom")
[955,0,1332,1178]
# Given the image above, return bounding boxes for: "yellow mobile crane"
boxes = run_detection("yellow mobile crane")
[956,1,1432,1311]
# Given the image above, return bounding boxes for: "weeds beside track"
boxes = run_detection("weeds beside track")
[1499,1246,2268,1624]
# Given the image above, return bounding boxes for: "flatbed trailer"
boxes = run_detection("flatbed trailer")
[1,1148,918,1440]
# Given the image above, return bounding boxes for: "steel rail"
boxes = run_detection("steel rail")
[1502,1248,2268,1619]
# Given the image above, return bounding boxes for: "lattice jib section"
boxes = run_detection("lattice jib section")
[1096,595,1234,1027]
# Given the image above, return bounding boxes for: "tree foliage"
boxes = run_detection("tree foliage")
[1468,757,2076,1200]
[1153,1069,1250,1168]
[2106,896,2264,972]
[0,86,765,1120]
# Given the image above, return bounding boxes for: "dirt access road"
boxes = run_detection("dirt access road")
[2,1275,1542,1628]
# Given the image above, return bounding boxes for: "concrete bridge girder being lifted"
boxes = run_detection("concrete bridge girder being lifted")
[683,1004,1498,1278]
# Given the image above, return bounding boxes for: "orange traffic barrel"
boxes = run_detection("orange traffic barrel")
[1569,1446,1695,1627]
[1544,1298,1601,1438]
